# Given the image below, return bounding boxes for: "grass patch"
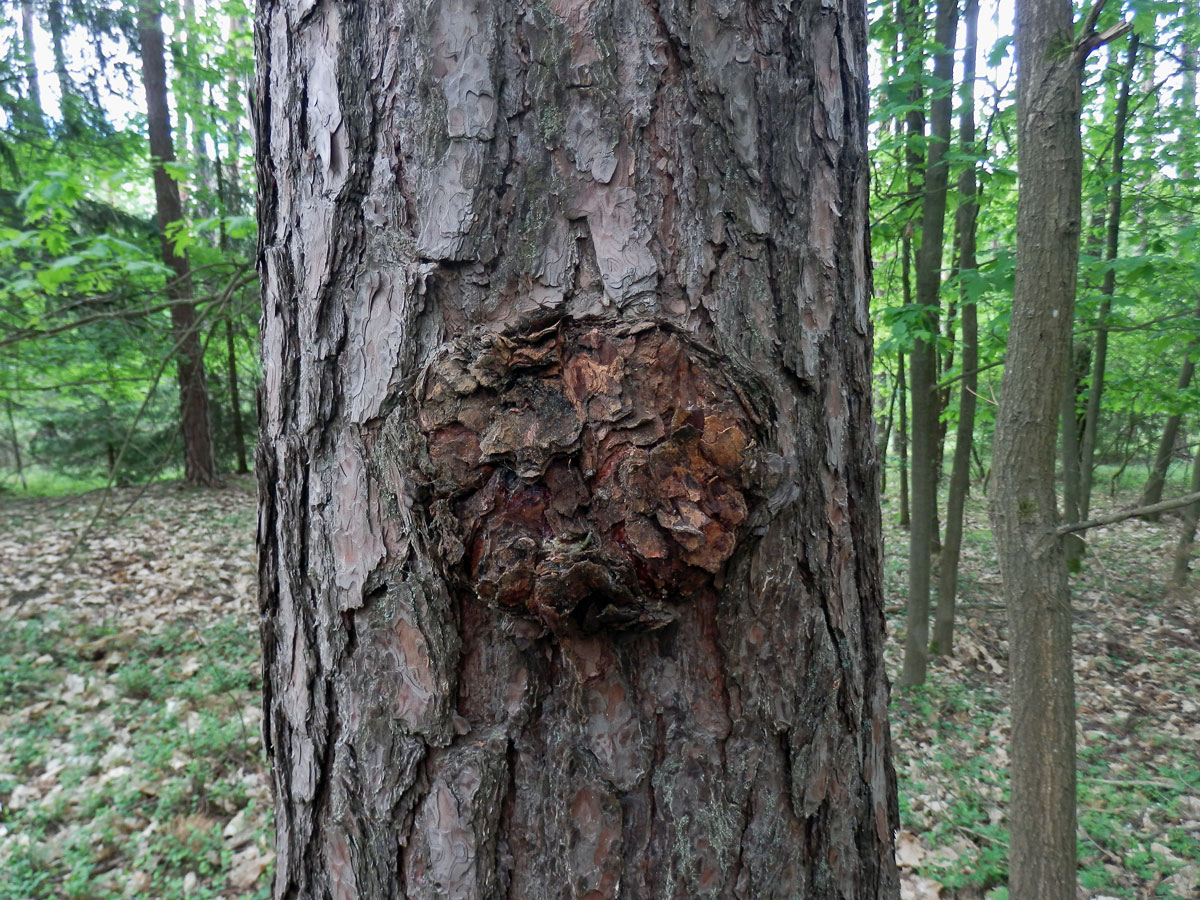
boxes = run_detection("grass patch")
[0,610,271,900]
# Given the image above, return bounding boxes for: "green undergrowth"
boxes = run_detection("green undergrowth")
[882,481,1200,899]
[0,612,271,900]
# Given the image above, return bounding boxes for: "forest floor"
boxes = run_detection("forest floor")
[0,475,1196,899]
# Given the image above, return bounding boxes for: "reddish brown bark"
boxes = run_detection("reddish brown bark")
[255,0,896,896]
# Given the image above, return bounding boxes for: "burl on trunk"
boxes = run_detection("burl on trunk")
[255,0,897,897]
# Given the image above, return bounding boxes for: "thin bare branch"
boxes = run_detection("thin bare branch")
[1076,19,1133,62]
[1055,491,1200,536]
[1075,0,1110,50]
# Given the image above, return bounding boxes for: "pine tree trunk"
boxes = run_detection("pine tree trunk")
[138,0,217,486]
[255,1,898,897]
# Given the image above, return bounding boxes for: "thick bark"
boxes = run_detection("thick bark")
[255,1,897,898]
[1079,34,1137,519]
[138,0,218,487]
[933,0,979,656]
[988,0,1106,895]
[902,0,957,688]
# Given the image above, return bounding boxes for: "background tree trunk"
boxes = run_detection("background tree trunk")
[46,0,79,131]
[1060,341,1087,570]
[5,397,27,491]
[1144,43,1197,515]
[902,0,958,688]
[255,1,898,897]
[988,0,1121,894]
[20,1,44,129]
[933,0,980,656]
[1142,346,1195,515]
[878,381,896,496]
[1078,34,1137,519]
[223,312,248,474]
[895,0,922,540]
[1171,447,1200,586]
[898,351,911,528]
[138,0,217,486]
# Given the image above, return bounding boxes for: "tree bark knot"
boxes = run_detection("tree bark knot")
[416,319,764,635]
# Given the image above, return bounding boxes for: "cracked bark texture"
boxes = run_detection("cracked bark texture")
[254,0,897,897]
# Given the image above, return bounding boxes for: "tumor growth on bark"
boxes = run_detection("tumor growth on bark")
[419,321,759,634]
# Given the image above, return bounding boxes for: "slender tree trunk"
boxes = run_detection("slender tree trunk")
[1144,43,1196,515]
[214,136,249,476]
[898,351,911,528]
[1079,34,1137,519]
[895,0,922,538]
[1061,342,1087,570]
[45,0,81,131]
[934,309,953,514]
[180,0,214,219]
[1171,446,1200,586]
[902,0,958,688]
[897,0,926,193]
[933,0,980,656]
[20,1,44,128]
[878,382,896,497]
[138,0,217,486]
[4,398,26,491]
[224,313,248,474]
[256,1,898,897]
[989,2,1124,896]
[1143,347,1196,515]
